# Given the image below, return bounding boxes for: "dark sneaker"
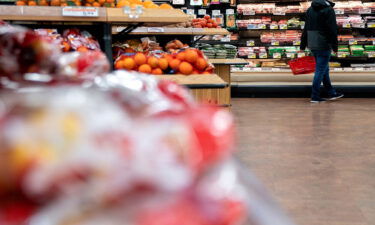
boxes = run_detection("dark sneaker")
[310,97,326,103]
[326,93,344,101]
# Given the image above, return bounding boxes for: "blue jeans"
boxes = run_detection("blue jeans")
[311,50,336,99]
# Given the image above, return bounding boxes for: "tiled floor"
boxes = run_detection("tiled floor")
[232,98,375,225]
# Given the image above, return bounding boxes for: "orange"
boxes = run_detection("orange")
[185,49,198,64]
[169,59,181,71]
[202,71,211,75]
[147,56,159,68]
[147,3,158,8]
[50,0,60,6]
[116,0,129,7]
[142,1,153,7]
[28,1,37,5]
[138,64,152,74]
[159,3,173,9]
[164,54,174,63]
[123,57,135,70]
[152,68,163,75]
[192,70,199,74]
[16,1,26,5]
[134,53,147,66]
[106,0,114,3]
[38,0,48,6]
[115,60,124,70]
[98,0,105,4]
[60,2,68,6]
[75,1,81,5]
[176,52,186,61]
[92,2,100,6]
[85,3,92,6]
[86,0,95,3]
[179,62,193,75]
[195,57,208,71]
[158,58,168,70]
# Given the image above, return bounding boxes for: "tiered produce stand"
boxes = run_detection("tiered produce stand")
[0,5,232,105]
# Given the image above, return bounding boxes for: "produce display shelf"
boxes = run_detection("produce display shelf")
[156,74,230,105]
[107,8,189,24]
[238,12,374,16]
[232,81,375,87]
[0,5,107,22]
[112,27,230,35]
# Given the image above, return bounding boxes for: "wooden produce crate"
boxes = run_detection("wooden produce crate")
[156,75,230,106]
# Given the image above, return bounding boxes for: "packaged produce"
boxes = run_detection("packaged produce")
[192,15,220,28]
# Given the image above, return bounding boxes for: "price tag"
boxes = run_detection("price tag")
[62,7,99,17]
[147,27,165,33]
[259,53,268,58]
[343,23,351,28]
[355,67,365,71]
[293,40,301,46]
[334,68,343,71]
[335,9,344,15]
[352,23,365,28]
[271,40,279,46]
[198,9,206,16]
[246,40,255,46]
[186,9,195,15]
[272,68,281,71]
[286,53,295,58]
[173,0,184,4]
[258,24,266,29]
[349,39,357,45]
[226,9,234,14]
[297,52,306,58]
[369,23,375,28]
[220,36,230,42]
[272,53,281,59]
[248,53,256,59]
[273,10,286,16]
[254,68,263,71]
[359,8,371,14]
[279,24,287,30]
[212,10,221,16]
[344,67,353,71]
[270,24,278,30]
[243,10,255,15]
[337,52,348,58]
[368,52,375,58]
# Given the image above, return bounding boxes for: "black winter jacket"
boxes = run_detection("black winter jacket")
[300,0,338,52]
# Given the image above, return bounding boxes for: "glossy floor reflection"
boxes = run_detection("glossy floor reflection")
[232,98,375,225]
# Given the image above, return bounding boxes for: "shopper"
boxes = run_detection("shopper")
[301,0,344,103]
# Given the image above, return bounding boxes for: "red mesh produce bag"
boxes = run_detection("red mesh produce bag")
[288,56,316,75]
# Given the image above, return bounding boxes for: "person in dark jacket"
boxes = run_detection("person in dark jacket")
[301,0,344,103]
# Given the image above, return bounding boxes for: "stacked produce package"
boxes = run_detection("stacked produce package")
[0,22,295,225]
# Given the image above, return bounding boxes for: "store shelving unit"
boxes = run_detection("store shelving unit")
[232,0,375,91]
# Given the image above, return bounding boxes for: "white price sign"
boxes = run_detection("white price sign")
[212,10,221,16]
[279,24,287,30]
[248,53,256,59]
[243,10,255,15]
[273,10,286,16]
[343,23,351,28]
[258,24,266,29]
[337,52,348,58]
[335,9,344,15]
[62,7,99,17]
[293,40,301,46]
[147,27,165,33]
[354,67,365,71]
[359,8,371,14]
[226,9,234,14]
[271,40,279,46]
[220,36,230,42]
[246,40,255,46]
[286,53,295,58]
[368,52,375,58]
[254,68,262,71]
[186,9,195,15]
[270,24,278,30]
[352,23,365,28]
[198,9,206,15]
[349,39,357,45]
[259,53,268,58]
[297,52,306,58]
[272,53,281,59]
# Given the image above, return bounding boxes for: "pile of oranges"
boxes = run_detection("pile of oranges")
[15,0,172,7]
[115,49,213,75]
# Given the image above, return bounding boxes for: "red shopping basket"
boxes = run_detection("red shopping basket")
[288,56,316,75]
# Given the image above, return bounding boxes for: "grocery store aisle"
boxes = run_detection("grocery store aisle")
[232,98,375,225]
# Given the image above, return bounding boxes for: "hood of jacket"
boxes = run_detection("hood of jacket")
[311,0,335,10]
